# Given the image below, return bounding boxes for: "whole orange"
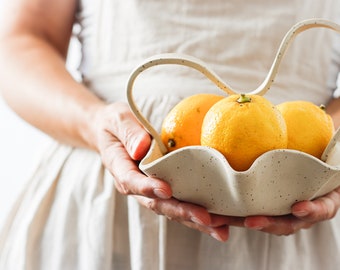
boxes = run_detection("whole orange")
[277,101,334,159]
[161,93,225,152]
[201,94,288,171]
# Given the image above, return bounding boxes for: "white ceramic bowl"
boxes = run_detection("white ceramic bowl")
[140,129,340,216]
[126,19,340,216]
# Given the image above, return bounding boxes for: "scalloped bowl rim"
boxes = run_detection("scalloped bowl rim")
[140,143,339,173]
[139,133,340,216]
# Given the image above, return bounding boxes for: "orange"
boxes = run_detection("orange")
[276,100,334,159]
[161,93,225,152]
[201,94,288,171]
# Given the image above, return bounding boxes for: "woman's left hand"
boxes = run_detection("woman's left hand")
[240,187,340,235]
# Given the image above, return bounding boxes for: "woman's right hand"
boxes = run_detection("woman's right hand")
[92,102,230,242]
[0,0,230,242]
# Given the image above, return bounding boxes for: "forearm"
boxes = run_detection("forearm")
[0,34,105,150]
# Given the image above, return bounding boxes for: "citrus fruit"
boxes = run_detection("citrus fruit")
[161,93,225,152]
[201,94,288,171]
[276,100,334,159]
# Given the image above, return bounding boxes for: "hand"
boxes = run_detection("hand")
[93,102,230,242]
[242,187,340,235]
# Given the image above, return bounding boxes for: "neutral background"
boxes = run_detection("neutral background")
[0,0,81,229]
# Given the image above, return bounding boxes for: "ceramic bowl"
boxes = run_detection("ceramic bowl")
[139,129,340,216]
[126,19,340,216]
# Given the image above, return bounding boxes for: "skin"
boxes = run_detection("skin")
[0,0,340,243]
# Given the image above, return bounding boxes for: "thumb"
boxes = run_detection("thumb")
[128,131,152,160]
[107,103,152,160]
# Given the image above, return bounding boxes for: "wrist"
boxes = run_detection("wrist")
[73,87,107,151]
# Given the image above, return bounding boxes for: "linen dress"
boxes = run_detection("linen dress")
[1,0,340,269]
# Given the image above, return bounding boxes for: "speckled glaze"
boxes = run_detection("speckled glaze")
[140,131,340,216]
[127,19,340,216]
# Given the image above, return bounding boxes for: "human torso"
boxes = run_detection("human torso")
[77,0,340,105]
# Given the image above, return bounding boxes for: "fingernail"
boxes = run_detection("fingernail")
[210,232,224,242]
[248,226,264,231]
[191,216,206,226]
[294,210,308,217]
[130,136,141,154]
[244,219,266,230]
[153,188,171,199]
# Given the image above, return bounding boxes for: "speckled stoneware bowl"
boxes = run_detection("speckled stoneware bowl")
[139,131,340,216]
[127,19,340,216]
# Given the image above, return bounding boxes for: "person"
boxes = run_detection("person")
[0,0,340,269]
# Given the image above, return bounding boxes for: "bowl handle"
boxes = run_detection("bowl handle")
[126,19,340,154]
[126,54,234,154]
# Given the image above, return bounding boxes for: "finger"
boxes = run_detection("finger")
[106,102,151,160]
[135,196,229,242]
[135,196,212,226]
[103,139,172,199]
[210,214,246,228]
[244,215,312,236]
[244,187,340,236]
[181,220,229,242]
[292,186,340,222]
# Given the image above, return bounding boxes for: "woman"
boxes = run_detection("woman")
[0,0,340,269]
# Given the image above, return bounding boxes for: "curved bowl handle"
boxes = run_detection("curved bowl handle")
[126,18,340,154]
[126,54,233,154]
